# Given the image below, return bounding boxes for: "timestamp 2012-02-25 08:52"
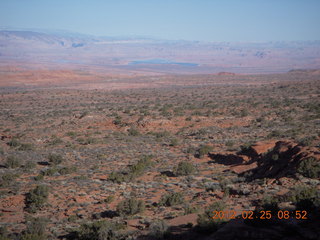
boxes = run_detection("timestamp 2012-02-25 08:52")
[212,210,308,220]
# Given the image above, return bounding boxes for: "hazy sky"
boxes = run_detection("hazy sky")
[0,0,319,41]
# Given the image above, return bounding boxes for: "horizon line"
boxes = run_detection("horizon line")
[1,26,320,43]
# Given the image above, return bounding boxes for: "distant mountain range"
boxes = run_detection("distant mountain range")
[0,29,320,74]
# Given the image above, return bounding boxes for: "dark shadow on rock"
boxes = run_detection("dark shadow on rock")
[237,147,259,159]
[93,210,118,219]
[58,232,77,240]
[161,170,175,177]
[37,161,50,166]
[208,153,244,165]
[250,142,308,180]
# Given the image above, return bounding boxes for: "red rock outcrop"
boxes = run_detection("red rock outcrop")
[220,140,319,179]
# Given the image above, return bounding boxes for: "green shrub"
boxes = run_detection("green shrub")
[267,130,283,138]
[174,161,195,176]
[104,196,114,204]
[41,168,58,176]
[196,201,226,233]
[285,185,320,211]
[0,235,10,240]
[204,182,221,192]
[195,145,213,158]
[183,204,199,215]
[159,192,185,207]
[78,137,98,145]
[5,156,21,168]
[34,174,44,181]
[0,226,9,240]
[152,131,170,139]
[18,143,34,151]
[169,138,179,147]
[67,215,79,222]
[47,136,63,146]
[116,197,145,216]
[48,153,63,165]
[297,157,320,178]
[66,131,77,137]
[58,166,77,175]
[0,173,19,187]
[128,127,140,136]
[20,217,48,240]
[107,171,127,183]
[24,161,36,170]
[25,185,49,213]
[76,220,124,240]
[260,195,279,213]
[113,116,122,126]
[225,140,234,147]
[299,136,317,147]
[74,175,88,181]
[148,220,169,239]
[129,155,153,178]
[108,155,153,183]
[7,138,20,147]
[40,165,76,177]
[219,178,231,192]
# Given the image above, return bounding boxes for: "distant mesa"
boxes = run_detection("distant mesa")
[288,69,311,73]
[1,29,320,74]
[129,59,198,67]
[288,69,320,75]
[72,43,85,48]
[217,72,236,76]
[254,51,266,58]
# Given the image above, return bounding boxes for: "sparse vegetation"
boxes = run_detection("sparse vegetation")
[107,171,127,184]
[48,153,64,165]
[159,192,185,207]
[195,145,213,158]
[183,204,199,215]
[18,143,34,151]
[0,70,319,239]
[24,161,36,170]
[169,138,179,147]
[104,196,114,204]
[148,220,169,239]
[297,157,320,178]
[260,195,279,213]
[0,173,19,187]
[289,185,319,210]
[20,217,48,240]
[128,127,140,136]
[174,161,196,176]
[5,156,21,168]
[116,197,145,216]
[74,220,124,240]
[108,155,153,183]
[113,115,122,126]
[7,138,20,148]
[25,185,49,213]
[196,201,226,233]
